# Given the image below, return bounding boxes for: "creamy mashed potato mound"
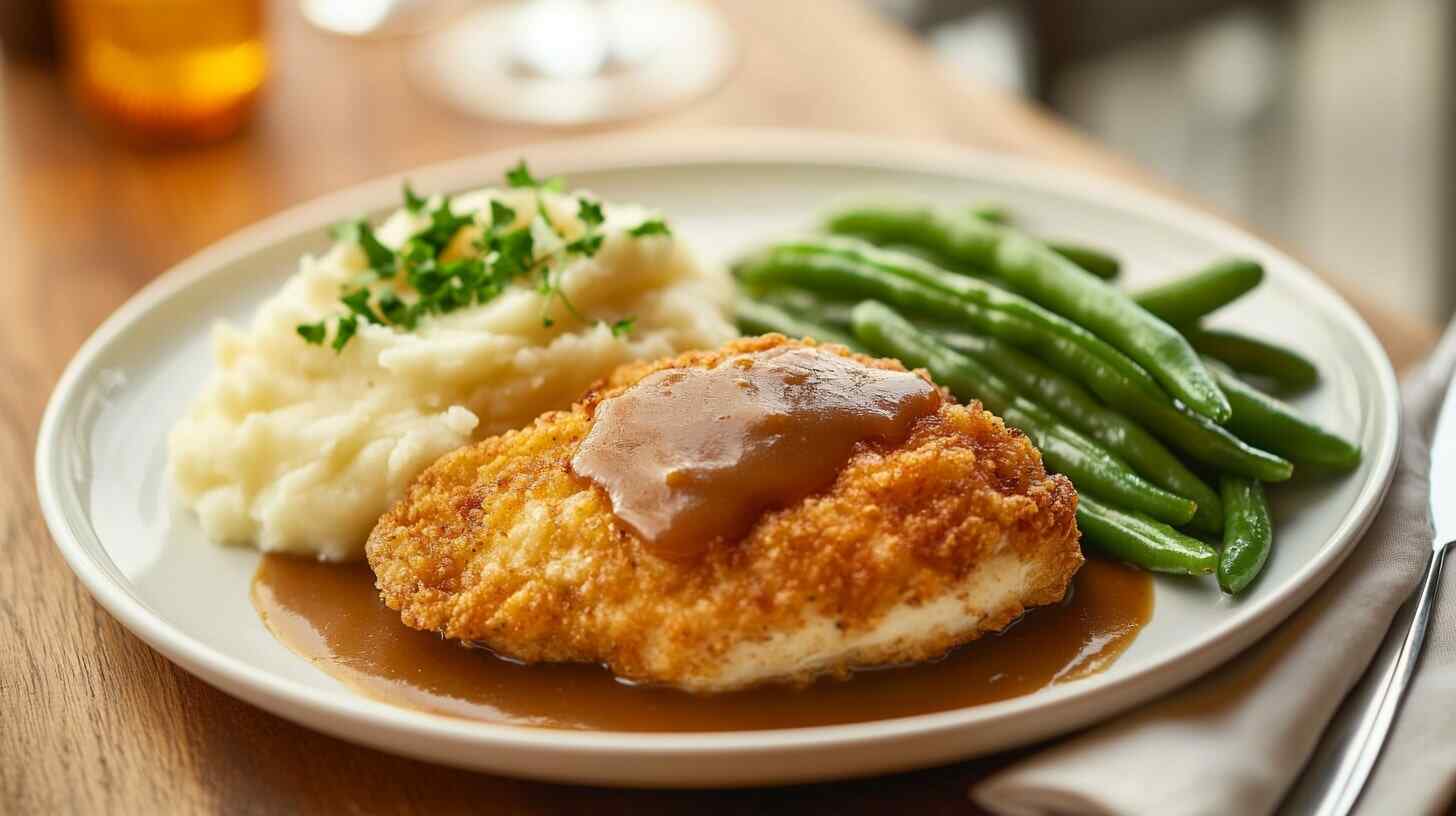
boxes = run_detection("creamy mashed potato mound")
[169,186,736,560]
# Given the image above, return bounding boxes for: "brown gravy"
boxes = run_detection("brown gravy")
[252,556,1152,732]
[569,346,942,560]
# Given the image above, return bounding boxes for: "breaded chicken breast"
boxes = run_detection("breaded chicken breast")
[366,335,1081,692]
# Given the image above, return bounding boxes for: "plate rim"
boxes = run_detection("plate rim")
[35,128,1402,774]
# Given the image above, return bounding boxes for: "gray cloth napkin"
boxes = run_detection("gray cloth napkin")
[973,326,1456,816]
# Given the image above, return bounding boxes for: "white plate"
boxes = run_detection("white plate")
[36,130,1400,788]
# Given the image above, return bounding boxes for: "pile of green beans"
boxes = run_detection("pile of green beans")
[826,202,1230,422]
[734,240,1294,481]
[936,331,1225,534]
[733,201,1362,596]
[740,239,1171,401]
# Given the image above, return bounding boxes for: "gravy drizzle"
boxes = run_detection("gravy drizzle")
[569,346,943,560]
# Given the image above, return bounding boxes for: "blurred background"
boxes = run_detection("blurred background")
[2,0,1448,322]
[867,0,1453,323]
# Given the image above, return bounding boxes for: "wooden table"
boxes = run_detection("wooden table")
[1,1,1436,812]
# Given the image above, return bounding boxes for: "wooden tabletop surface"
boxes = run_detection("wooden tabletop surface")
[1,0,1438,812]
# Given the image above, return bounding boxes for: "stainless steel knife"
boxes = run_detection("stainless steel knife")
[1287,362,1456,815]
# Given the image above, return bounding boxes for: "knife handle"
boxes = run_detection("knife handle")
[1298,540,1449,816]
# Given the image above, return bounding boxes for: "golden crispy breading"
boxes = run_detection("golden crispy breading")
[366,335,1082,691]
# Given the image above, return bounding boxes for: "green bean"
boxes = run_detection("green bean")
[735,243,1293,481]
[875,239,1120,290]
[880,243,990,278]
[1133,259,1264,326]
[826,202,1001,264]
[889,238,1118,281]
[885,239,1119,282]
[734,298,862,350]
[1078,494,1219,576]
[742,284,857,329]
[851,301,1197,526]
[1218,476,1273,594]
[735,245,981,328]
[825,204,1230,422]
[993,231,1229,422]
[937,330,1223,533]
[875,206,1118,281]
[1046,241,1121,281]
[1211,364,1361,471]
[1189,327,1320,394]
[879,241,995,276]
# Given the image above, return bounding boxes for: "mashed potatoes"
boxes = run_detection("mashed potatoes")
[169,186,736,560]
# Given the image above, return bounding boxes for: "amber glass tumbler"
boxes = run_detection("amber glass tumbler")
[61,0,267,146]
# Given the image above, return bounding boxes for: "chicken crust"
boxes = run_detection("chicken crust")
[366,335,1082,691]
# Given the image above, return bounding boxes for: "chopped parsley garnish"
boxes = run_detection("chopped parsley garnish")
[402,182,427,213]
[489,199,516,230]
[301,161,667,351]
[333,220,395,276]
[505,159,564,192]
[340,288,383,324]
[628,219,671,238]
[377,290,410,326]
[577,198,605,227]
[331,315,358,352]
[417,196,475,253]
[296,322,326,344]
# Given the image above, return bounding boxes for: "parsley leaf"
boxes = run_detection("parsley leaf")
[628,219,671,238]
[400,238,434,266]
[489,199,517,230]
[562,198,607,258]
[403,182,427,213]
[331,315,358,352]
[577,198,605,227]
[334,220,396,276]
[610,316,636,337]
[341,288,383,324]
[358,228,395,276]
[491,229,535,280]
[504,160,536,188]
[417,197,474,253]
[377,290,411,327]
[565,233,604,257]
[505,159,563,192]
[296,322,326,344]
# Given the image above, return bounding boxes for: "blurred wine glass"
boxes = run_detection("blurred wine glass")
[395,0,735,125]
[300,0,473,38]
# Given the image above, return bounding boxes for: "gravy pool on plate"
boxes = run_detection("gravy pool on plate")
[253,555,1149,730]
